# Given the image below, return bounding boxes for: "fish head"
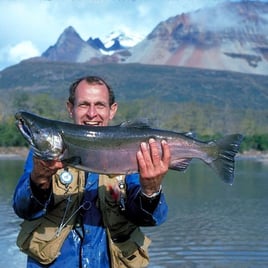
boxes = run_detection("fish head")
[15,111,64,160]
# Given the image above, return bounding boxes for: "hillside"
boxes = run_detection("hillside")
[0,61,267,136]
[1,60,267,107]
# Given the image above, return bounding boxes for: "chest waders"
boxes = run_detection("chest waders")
[98,174,151,268]
[17,171,151,267]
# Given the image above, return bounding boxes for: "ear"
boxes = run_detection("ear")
[66,101,74,118]
[109,102,118,120]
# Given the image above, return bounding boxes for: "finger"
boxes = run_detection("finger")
[149,138,161,166]
[161,140,171,166]
[137,150,146,174]
[50,160,65,169]
[40,159,64,170]
[140,141,153,167]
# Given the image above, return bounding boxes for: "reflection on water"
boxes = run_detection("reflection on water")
[0,158,268,267]
[146,159,268,268]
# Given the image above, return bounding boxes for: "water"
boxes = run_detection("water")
[0,158,267,267]
[0,159,27,267]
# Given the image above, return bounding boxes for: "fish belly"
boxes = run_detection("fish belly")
[65,146,139,174]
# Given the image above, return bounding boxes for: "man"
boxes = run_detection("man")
[13,76,170,267]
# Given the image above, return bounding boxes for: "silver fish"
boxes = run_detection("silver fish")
[15,111,243,184]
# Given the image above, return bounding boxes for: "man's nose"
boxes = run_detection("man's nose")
[86,105,97,117]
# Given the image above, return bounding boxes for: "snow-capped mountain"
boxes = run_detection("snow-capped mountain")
[39,1,268,75]
[42,27,143,61]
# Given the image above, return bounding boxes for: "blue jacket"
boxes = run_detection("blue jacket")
[13,151,168,268]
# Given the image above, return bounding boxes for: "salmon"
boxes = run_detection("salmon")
[15,111,243,184]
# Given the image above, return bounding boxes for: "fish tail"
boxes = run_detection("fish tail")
[209,134,243,184]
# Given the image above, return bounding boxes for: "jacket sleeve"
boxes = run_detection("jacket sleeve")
[13,150,53,220]
[124,174,168,226]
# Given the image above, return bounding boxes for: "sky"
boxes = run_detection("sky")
[0,0,234,71]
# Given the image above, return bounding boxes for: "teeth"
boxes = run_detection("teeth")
[84,122,99,126]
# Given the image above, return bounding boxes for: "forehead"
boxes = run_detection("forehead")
[75,80,109,101]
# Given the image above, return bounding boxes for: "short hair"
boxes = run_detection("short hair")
[68,76,115,106]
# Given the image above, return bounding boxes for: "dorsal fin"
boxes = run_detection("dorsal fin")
[182,131,196,138]
[119,120,151,128]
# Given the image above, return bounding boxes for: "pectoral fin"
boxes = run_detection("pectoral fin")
[170,158,192,172]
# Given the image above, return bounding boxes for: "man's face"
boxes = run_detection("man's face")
[67,80,117,126]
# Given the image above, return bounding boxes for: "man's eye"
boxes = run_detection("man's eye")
[96,104,105,108]
[79,104,88,108]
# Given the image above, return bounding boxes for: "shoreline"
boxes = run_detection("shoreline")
[0,147,29,160]
[0,147,267,162]
[237,151,268,162]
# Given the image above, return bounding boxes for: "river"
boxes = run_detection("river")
[0,157,267,267]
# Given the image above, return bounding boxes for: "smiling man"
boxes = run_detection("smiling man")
[13,75,170,268]
[67,77,118,127]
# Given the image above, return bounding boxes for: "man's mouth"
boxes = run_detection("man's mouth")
[84,121,101,126]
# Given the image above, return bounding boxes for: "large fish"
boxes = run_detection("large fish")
[15,111,243,184]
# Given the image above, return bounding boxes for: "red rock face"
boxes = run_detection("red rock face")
[126,1,268,75]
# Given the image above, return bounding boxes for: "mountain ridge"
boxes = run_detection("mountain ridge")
[24,1,268,75]
[124,1,268,74]
[42,26,102,62]
[1,60,267,110]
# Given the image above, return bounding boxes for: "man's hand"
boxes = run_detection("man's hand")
[31,157,64,190]
[137,139,171,196]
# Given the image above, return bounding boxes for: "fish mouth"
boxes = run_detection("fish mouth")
[15,115,35,147]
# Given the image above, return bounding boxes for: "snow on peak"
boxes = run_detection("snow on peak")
[102,30,145,49]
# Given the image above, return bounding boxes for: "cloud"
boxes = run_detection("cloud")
[8,41,40,63]
[0,41,39,70]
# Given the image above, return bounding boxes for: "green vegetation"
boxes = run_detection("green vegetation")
[240,135,268,152]
[0,117,27,146]
[0,61,267,152]
[1,97,267,152]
